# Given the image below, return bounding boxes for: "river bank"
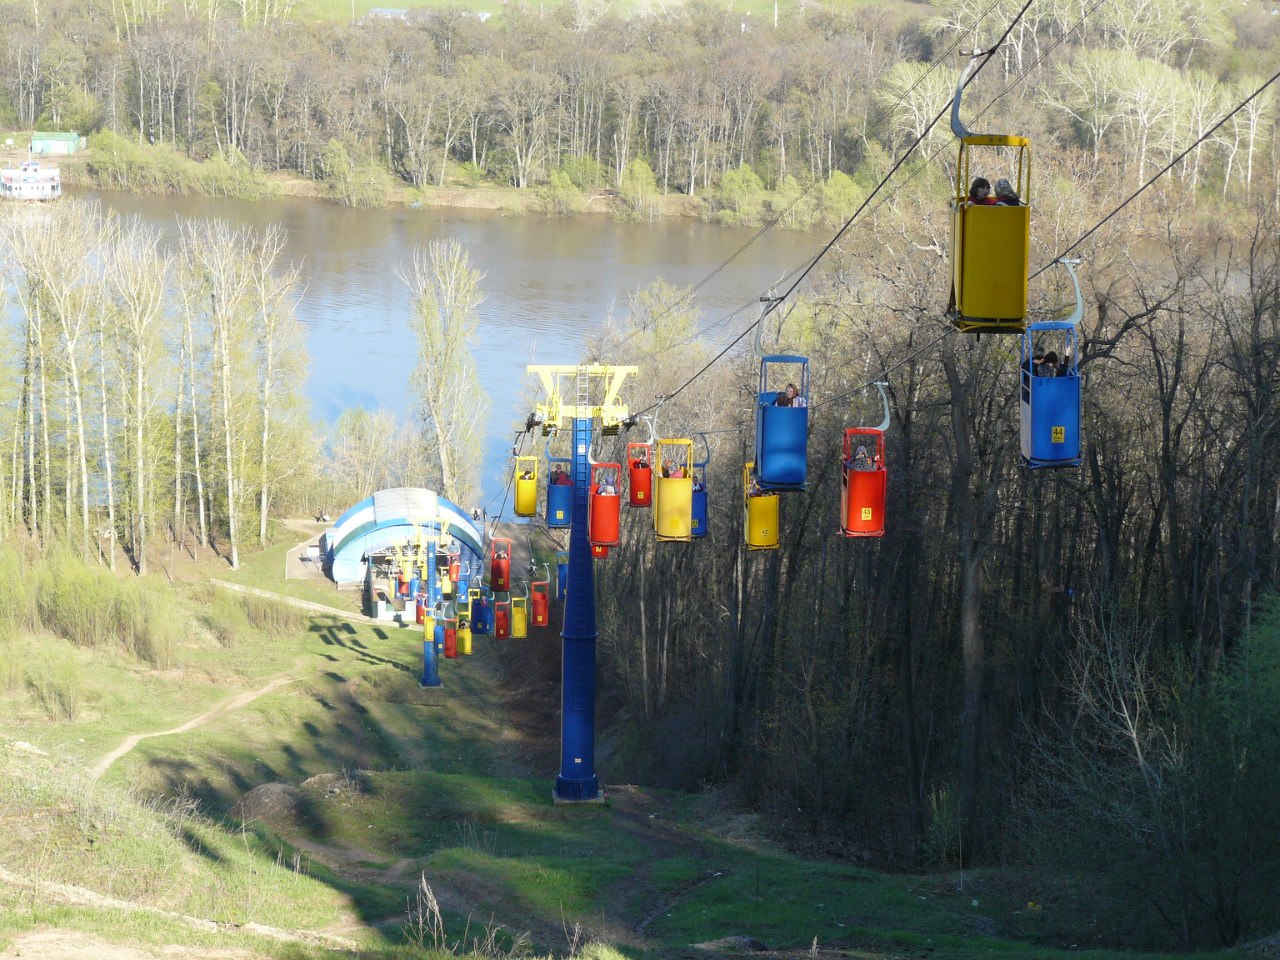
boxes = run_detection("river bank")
[2,132,855,231]
[8,135,737,225]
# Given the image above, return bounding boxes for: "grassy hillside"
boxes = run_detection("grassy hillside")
[0,535,1251,959]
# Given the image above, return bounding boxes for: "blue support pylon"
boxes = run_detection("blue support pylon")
[556,414,599,801]
[421,616,441,688]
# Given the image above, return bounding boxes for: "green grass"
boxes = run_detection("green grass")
[0,537,1251,959]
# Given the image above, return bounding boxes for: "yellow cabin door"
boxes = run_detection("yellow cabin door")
[654,477,694,540]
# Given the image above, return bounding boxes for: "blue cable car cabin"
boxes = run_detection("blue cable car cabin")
[545,447,572,528]
[690,437,710,539]
[555,551,568,602]
[754,355,809,491]
[1020,321,1081,469]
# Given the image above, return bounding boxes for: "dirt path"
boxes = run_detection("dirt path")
[0,865,355,953]
[88,674,300,781]
[210,579,375,622]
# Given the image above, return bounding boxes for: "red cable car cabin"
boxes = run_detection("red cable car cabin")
[840,428,887,538]
[589,462,623,547]
[626,442,653,507]
[494,596,511,639]
[531,580,550,627]
[490,537,512,591]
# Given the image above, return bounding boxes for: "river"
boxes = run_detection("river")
[83,191,816,508]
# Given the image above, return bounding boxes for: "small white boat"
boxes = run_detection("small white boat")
[0,160,61,201]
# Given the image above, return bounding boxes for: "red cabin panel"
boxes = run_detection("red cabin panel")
[444,627,458,659]
[840,428,887,538]
[627,442,653,507]
[589,462,622,546]
[490,537,512,591]
[532,591,549,627]
[592,544,609,559]
[495,606,510,639]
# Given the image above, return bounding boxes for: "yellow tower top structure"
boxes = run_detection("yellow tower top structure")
[526,365,638,435]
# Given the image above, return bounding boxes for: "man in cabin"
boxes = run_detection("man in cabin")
[994,178,1023,205]
[851,445,875,471]
[551,465,571,485]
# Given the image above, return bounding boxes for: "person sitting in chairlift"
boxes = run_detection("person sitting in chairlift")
[551,465,571,485]
[994,178,1023,206]
[784,383,807,408]
[692,473,705,493]
[968,177,997,205]
[773,391,791,407]
[851,445,875,471]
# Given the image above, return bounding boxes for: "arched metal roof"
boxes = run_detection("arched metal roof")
[324,488,483,584]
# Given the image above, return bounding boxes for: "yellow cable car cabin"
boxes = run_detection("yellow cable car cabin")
[949,135,1030,334]
[512,595,529,638]
[653,438,695,542]
[514,455,539,517]
[743,461,779,551]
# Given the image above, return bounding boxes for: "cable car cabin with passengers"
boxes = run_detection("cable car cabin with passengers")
[947,52,1031,336]
[489,538,512,591]
[743,461,780,551]
[470,587,492,635]
[545,448,573,528]
[514,456,539,517]
[653,438,695,541]
[626,442,653,507]
[1021,321,1081,469]
[841,428,887,537]
[589,462,623,547]
[456,612,473,655]
[755,356,809,491]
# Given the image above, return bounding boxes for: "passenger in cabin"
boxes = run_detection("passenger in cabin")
[1038,351,1066,378]
[661,461,672,478]
[773,391,791,407]
[968,177,996,205]
[519,470,533,480]
[495,548,508,560]
[994,178,1023,205]
[597,473,617,496]
[551,465,571,485]
[670,464,686,479]
[632,455,649,470]
[784,383,807,408]
[851,445,875,471]
[748,476,764,497]
[692,474,705,492]
[1029,346,1045,374]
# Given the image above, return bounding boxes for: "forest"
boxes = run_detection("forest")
[1,0,1279,952]
[0,0,1276,217]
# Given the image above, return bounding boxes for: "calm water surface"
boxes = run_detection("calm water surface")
[83,191,818,506]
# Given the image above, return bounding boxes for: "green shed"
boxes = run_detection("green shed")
[30,132,85,155]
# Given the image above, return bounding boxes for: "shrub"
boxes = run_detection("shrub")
[559,156,606,189]
[817,170,866,228]
[713,164,767,226]
[539,170,581,216]
[616,159,658,221]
